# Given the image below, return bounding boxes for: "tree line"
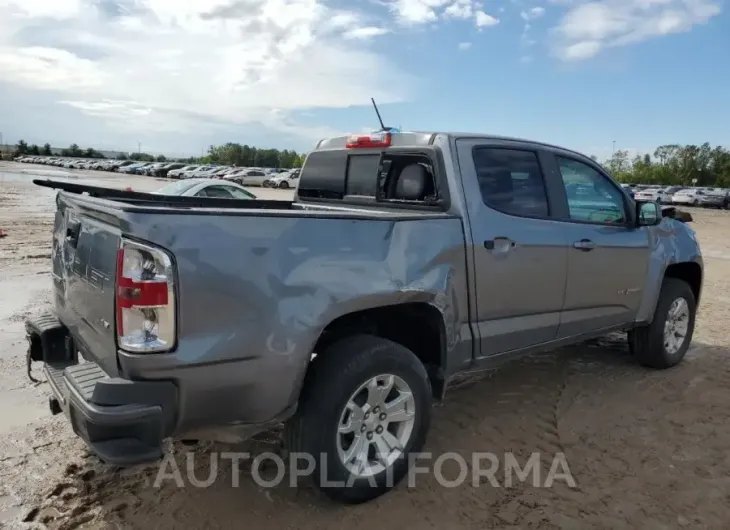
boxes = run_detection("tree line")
[191,142,305,168]
[12,140,306,168]
[600,143,730,188]
[15,138,727,184]
[13,140,107,159]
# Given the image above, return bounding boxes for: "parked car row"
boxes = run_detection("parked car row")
[14,155,301,188]
[166,165,299,188]
[623,183,730,208]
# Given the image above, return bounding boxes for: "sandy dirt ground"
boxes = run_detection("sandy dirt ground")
[2,161,730,529]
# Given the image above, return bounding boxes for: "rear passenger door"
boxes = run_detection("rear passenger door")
[544,152,650,337]
[455,139,570,359]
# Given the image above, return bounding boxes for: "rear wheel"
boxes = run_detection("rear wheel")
[285,335,431,504]
[278,181,289,189]
[629,278,696,369]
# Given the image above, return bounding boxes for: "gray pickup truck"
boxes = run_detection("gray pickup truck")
[26,130,702,504]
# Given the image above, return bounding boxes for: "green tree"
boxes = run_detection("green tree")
[131,152,155,162]
[14,140,29,157]
[200,142,303,168]
[156,154,167,162]
[41,143,52,156]
[28,144,41,155]
[603,143,730,188]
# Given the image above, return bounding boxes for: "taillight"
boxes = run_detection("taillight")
[345,131,392,148]
[115,239,176,353]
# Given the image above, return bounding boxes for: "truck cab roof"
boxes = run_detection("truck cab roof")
[314,130,593,161]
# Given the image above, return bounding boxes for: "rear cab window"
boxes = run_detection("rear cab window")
[471,147,550,218]
[297,135,446,209]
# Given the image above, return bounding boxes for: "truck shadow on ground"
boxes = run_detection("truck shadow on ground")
[24,335,730,530]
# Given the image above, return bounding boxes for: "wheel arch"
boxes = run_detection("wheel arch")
[297,302,449,401]
[664,261,702,306]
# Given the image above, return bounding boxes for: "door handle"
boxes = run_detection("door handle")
[484,237,515,251]
[572,239,595,251]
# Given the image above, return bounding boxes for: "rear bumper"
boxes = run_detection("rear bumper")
[26,312,177,466]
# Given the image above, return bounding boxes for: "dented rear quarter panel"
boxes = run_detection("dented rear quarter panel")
[115,208,471,433]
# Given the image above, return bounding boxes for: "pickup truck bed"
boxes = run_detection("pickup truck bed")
[29,178,469,467]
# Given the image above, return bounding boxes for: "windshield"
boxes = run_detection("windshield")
[154,180,199,195]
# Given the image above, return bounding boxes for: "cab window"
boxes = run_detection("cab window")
[556,157,626,225]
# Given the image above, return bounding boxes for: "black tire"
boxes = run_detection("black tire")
[278,181,289,189]
[629,277,696,369]
[285,334,432,504]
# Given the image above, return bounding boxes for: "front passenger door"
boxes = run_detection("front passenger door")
[550,155,650,337]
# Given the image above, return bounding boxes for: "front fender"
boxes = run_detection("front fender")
[635,218,703,323]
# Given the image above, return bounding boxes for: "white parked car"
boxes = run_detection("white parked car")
[671,188,705,206]
[152,179,257,199]
[168,165,198,179]
[187,165,218,179]
[224,168,268,186]
[634,186,681,204]
[264,169,300,189]
[633,187,663,202]
[662,186,684,201]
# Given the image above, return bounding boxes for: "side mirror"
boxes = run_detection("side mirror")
[636,201,661,226]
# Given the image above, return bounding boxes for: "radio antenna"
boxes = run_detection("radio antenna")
[371,98,392,132]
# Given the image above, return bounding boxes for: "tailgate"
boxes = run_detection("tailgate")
[52,193,121,376]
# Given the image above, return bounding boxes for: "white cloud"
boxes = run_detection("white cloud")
[475,10,500,28]
[444,0,474,18]
[458,41,472,50]
[0,0,406,145]
[389,0,451,24]
[344,26,390,39]
[389,0,498,29]
[521,6,546,20]
[552,0,722,60]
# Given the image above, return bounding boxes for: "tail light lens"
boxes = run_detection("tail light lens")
[345,131,392,148]
[116,239,176,353]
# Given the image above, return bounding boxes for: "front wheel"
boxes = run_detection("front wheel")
[285,335,431,504]
[629,278,696,369]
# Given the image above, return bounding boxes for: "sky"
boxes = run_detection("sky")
[0,0,727,159]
